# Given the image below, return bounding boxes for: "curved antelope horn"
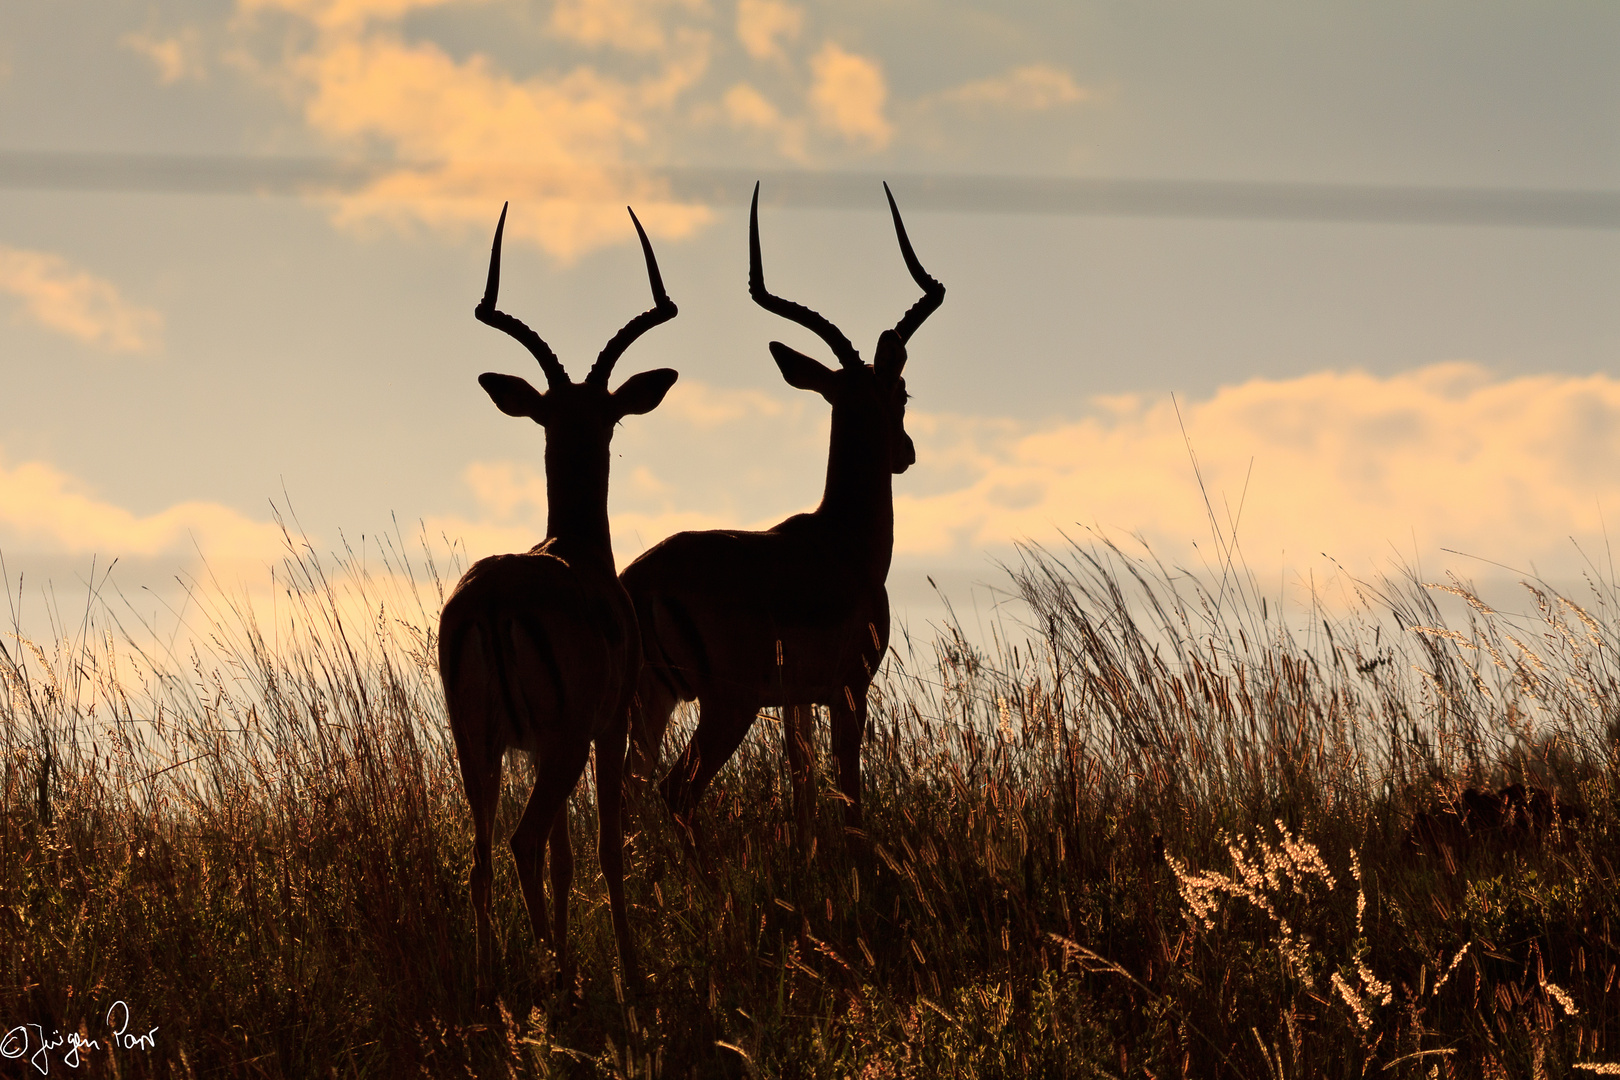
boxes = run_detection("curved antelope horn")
[475,202,569,389]
[588,207,679,388]
[749,182,862,370]
[884,182,945,344]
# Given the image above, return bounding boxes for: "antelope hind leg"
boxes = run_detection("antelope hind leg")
[457,748,503,1003]
[661,695,758,883]
[546,806,575,993]
[510,742,590,988]
[830,689,868,834]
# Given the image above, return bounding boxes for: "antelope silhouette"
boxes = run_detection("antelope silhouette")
[439,203,677,998]
[623,181,943,851]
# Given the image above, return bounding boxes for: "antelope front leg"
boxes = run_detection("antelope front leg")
[595,714,641,996]
[782,704,817,854]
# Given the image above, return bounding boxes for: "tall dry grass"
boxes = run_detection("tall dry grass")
[2,525,1616,1077]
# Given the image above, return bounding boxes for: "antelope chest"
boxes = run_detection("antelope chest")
[754,582,890,699]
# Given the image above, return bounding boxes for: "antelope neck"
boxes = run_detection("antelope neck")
[542,436,616,572]
[813,403,896,572]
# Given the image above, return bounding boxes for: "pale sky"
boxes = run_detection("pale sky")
[2,0,1618,638]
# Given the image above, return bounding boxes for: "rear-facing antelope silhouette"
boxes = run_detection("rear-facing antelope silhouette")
[438,203,677,998]
[622,181,944,849]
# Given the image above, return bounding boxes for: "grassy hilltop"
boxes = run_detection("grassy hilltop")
[2,530,1617,1077]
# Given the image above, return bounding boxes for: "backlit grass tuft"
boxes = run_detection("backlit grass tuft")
[3,529,1617,1076]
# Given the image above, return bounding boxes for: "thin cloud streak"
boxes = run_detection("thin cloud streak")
[2,152,1615,229]
[939,64,1092,111]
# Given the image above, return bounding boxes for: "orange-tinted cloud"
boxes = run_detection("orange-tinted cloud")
[0,451,282,562]
[653,376,789,429]
[724,81,783,128]
[808,42,892,148]
[0,246,163,353]
[223,2,935,249]
[722,81,809,160]
[942,64,1091,111]
[736,0,802,61]
[121,28,210,84]
[242,0,713,258]
[552,0,707,55]
[895,364,1620,580]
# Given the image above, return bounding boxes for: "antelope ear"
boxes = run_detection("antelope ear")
[613,368,679,417]
[873,328,907,385]
[770,341,838,398]
[479,372,550,423]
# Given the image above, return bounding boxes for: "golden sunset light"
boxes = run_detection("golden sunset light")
[5,4,1620,1072]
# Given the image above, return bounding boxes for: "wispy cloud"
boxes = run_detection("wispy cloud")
[736,0,802,61]
[552,0,706,54]
[121,28,210,84]
[654,377,789,429]
[723,80,783,128]
[0,451,282,563]
[809,42,892,149]
[0,246,163,353]
[722,81,800,155]
[940,64,1092,111]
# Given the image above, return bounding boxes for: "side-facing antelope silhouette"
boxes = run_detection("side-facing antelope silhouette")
[438,203,677,998]
[622,182,943,849]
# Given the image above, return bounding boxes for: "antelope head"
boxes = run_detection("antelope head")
[474,202,680,456]
[749,182,945,475]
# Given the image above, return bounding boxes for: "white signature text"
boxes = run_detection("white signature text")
[0,1000,157,1075]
